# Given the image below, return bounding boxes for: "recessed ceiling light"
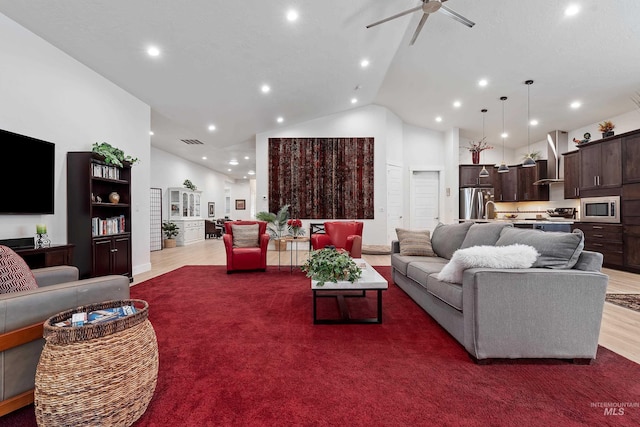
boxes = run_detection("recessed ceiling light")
[277,116,284,123]
[360,59,370,68]
[570,101,582,109]
[227,168,232,172]
[248,170,256,175]
[453,101,461,108]
[149,131,154,136]
[435,116,442,122]
[530,119,539,126]
[244,156,250,160]
[208,124,216,131]
[243,176,247,179]
[229,160,239,166]
[202,156,207,160]
[261,84,271,94]
[565,4,580,16]
[147,46,160,57]
[351,98,358,104]
[478,79,488,87]
[286,10,299,22]
[501,132,508,138]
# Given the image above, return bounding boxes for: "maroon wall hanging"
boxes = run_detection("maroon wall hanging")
[268,137,374,219]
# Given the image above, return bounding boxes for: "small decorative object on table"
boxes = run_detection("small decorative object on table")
[35,224,51,248]
[109,191,120,203]
[301,247,362,287]
[598,120,615,138]
[287,218,304,238]
[465,137,493,164]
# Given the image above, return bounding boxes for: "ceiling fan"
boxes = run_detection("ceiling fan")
[366,0,475,46]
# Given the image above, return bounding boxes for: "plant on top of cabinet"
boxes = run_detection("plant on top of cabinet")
[598,120,615,137]
[92,142,139,167]
[183,179,197,191]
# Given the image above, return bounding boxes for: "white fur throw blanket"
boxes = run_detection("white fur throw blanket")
[436,244,540,284]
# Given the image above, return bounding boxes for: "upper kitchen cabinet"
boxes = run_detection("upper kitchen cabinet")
[579,137,621,195]
[518,160,549,201]
[563,151,580,199]
[496,167,518,202]
[623,131,640,184]
[459,165,496,188]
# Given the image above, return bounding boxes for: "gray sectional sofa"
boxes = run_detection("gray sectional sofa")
[391,222,608,363]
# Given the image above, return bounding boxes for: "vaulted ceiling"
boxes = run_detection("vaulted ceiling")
[1,0,639,179]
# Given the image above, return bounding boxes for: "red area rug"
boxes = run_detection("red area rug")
[4,266,640,426]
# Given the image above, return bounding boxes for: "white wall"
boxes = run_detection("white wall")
[0,13,152,276]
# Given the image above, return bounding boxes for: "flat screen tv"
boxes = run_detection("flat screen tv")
[0,128,55,214]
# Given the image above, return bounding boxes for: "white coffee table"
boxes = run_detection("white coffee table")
[311,259,388,324]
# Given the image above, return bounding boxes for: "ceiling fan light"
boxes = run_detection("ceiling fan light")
[522,156,536,167]
[497,163,510,173]
[479,166,489,178]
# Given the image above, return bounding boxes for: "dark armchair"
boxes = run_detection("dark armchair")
[223,221,270,273]
[311,221,364,258]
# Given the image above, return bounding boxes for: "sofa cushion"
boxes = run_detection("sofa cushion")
[391,254,447,276]
[405,259,450,287]
[460,222,514,249]
[436,244,539,284]
[426,275,463,311]
[495,228,584,269]
[431,222,473,260]
[0,245,38,294]
[395,228,436,257]
[232,224,260,248]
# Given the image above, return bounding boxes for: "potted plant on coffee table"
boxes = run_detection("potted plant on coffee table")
[301,247,362,286]
[162,221,180,248]
[256,204,290,251]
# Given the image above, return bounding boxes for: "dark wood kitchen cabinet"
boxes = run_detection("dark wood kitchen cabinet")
[496,168,518,202]
[579,138,621,194]
[622,183,640,271]
[459,165,495,187]
[572,222,623,268]
[622,132,640,184]
[517,160,549,201]
[563,150,580,199]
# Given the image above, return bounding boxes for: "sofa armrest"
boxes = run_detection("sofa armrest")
[32,265,79,287]
[391,240,400,254]
[461,268,608,360]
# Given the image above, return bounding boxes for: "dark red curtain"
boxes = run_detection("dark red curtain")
[268,137,374,219]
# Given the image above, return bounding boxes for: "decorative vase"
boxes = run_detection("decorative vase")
[471,151,480,164]
[602,131,614,138]
[109,192,120,204]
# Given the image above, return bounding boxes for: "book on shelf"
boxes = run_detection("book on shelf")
[92,215,126,236]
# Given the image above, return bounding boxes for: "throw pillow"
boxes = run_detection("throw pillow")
[495,228,584,269]
[231,224,260,248]
[0,245,39,293]
[430,222,473,260]
[395,228,436,257]
[460,222,514,249]
[436,244,540,284]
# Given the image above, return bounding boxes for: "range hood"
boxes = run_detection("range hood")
[534,130,567,185]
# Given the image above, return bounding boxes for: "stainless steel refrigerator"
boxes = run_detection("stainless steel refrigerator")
[459,188,495,220]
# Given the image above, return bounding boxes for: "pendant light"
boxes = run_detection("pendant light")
[522,80,536,168]
[497,96,509,173]
[478,109,490,178]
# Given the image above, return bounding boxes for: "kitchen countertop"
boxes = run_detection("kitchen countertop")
[459,218,575,224]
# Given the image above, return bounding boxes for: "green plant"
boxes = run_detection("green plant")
[301,247,362,287]
[183,179,197,191]
[92,142,139,167]
[256,204,290,239]
[162,221,180,239]
[521,150,541,161]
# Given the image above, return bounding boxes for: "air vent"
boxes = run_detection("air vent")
[181,139,204,145]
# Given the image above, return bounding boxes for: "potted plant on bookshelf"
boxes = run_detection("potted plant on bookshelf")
[301,247,362,287]
[256,204,290,251]
[598,120,615,138]
[162,221,180,249]
[91,142,139,167]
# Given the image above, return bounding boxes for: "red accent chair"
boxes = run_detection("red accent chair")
[223,221,270,273]
[311,221,364,258]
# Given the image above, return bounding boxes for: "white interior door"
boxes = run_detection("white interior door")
[410,171,440,231]
[386,164,403,243]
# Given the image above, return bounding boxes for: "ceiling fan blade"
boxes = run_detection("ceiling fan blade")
[409,13,430,46]
[366,5,423,28]
[439,5,475,28]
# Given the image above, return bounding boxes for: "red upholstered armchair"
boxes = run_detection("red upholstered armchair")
[223,221,270,273]
[311,221,364,258]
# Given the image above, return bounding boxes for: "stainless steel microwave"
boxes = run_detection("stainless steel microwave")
[580,196,620,223]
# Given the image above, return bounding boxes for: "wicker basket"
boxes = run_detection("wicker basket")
[35,299,159,427]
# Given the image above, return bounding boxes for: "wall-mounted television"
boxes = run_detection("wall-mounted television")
[0,128,55,214]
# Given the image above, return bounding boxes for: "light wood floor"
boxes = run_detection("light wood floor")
[132,238,640,364]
